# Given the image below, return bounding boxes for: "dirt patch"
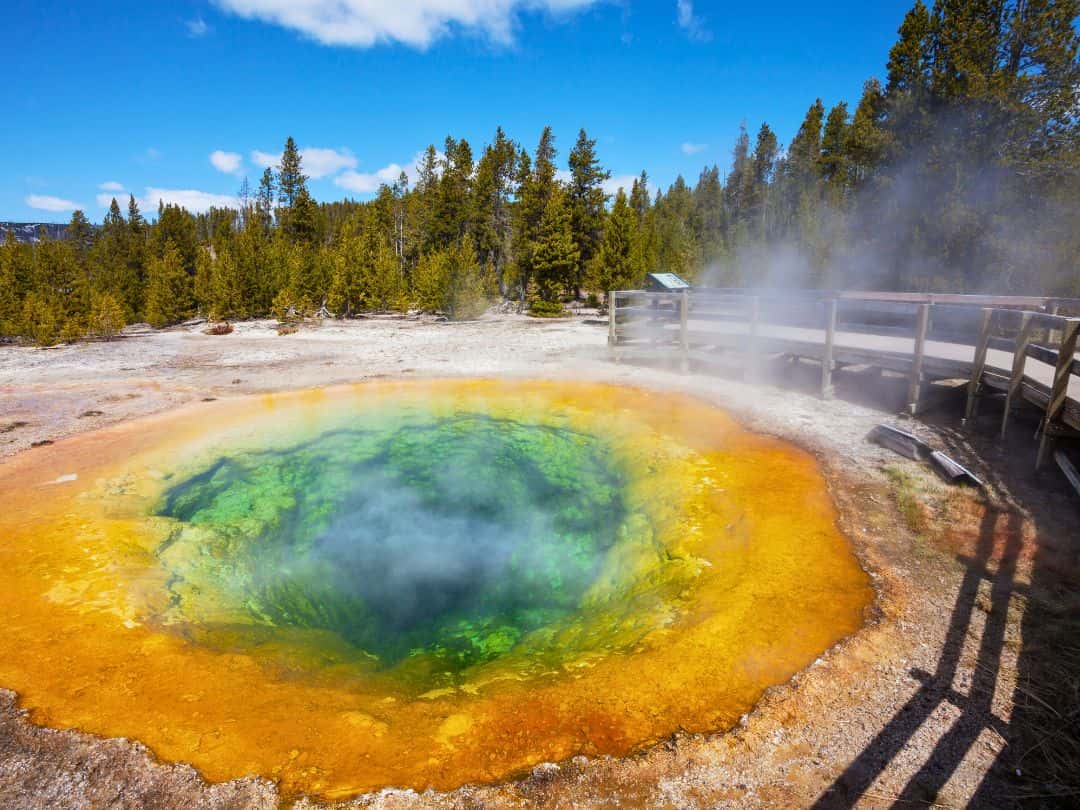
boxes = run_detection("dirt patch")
[0,314,1076,808]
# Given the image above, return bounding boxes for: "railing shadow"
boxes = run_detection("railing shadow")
[812,506,1021,808]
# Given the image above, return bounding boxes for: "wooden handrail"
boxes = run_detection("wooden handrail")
[609,288,1080,473]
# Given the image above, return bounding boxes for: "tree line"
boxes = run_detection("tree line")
[1,0,1076,345]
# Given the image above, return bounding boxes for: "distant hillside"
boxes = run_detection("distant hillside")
[1,222,68,244]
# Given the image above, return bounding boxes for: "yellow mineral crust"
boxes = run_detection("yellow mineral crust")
[0,379,871,799]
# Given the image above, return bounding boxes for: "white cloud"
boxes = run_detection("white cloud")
[681,142,708,155]
[95,187,238,214]
[96,192,127,209]
[676,0,710,42]
[251,149,278,169]
[251,146,357,179]
[214,0,599,49]
[210,149,244,174]
[300,147,357,178]
[187,17,210,37]
[143,187,239,213]
[26,194,82,212]
[336,163,407,194]
[334,150,441,195]
[99,180,125,191]
[602,174,639,196]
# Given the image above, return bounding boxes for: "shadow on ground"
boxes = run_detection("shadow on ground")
[621,349,1079,808]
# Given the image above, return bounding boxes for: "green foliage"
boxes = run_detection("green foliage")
[145,243,192,328]
[413,249,452,313]
[567,128,611,294]
[3,25,1078,352]
[528,299,567,318]
[20,292,60,346]
[278,136,306,209]
[413,237,489,319]
[590,189,646,300]
[532,186,579,302]
[89,291,126,340]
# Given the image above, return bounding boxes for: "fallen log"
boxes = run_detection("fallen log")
[868,423,983,488]
[1055,449,1080,497]
[868,424,930,461]
[929,450,983,487]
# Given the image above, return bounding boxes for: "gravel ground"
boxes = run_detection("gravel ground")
[1,313,1076,809]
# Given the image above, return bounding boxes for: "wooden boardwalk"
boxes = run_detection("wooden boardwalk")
[609,289,1080,473]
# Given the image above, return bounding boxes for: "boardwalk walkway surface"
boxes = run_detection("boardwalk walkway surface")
[610,289,1080,474]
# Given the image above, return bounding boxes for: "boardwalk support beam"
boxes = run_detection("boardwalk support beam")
[821,298,837,400]
[907,303,930,415]
[963,308,994,425]
[1001,312,1035,440]
[1036,318,1080,469]
[679,290,689,373]
[746,296,761,381]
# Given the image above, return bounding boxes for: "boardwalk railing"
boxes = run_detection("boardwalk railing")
[608,288,1080,469]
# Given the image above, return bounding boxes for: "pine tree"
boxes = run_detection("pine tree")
[847,79,889,186]
[89,290,125,340]
[145,243,191,328]
[694,165,725,261]
[65,210,95,256]
[590,189,643,302]
[21,291,60,346]
[820,102,851,202]
[532,186,579,303]
[413,247,452,313]
[629,171,651,221]
[567,128,611,296]
[90,199,132,314]
[886,1,935,95]
[414,144,441,251]
[278,136,306,209]
[0,230,22,334]
[653,176,700,280]
[724,123,754,225]
[472,127,519,294]
[750,123,780,238]
[446,236,488,320]
[210,247,248,321]
[290,187,322,245]
[432,136,474,247]
[366,238,406,311]
[257,167,276,232]
[511,128,559,307]
[788,99,826,181]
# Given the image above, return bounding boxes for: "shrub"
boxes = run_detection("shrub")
[89,292,126,340]
[528,299,567,318]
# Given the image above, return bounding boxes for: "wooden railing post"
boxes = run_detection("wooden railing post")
[679,289,689,373]
[1036,317,1079,468]
[821,298,837,399]
[907,303,930,415]
[963,308,993,425]
[608,290,618,363]
[747,296,760,381]
[1047,300,1061,347]
[1001,311,1035,439]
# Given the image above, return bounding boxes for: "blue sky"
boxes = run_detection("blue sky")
[3,0,913,221]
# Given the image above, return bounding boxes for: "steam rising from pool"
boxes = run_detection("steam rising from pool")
[157,416,628,669]
[0,380,871,799]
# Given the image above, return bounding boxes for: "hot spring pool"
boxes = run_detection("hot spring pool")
[0,380,871,798]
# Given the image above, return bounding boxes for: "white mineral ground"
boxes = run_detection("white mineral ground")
[1,313,1077,809]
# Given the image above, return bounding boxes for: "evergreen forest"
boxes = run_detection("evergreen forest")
[2,0,1077,344]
